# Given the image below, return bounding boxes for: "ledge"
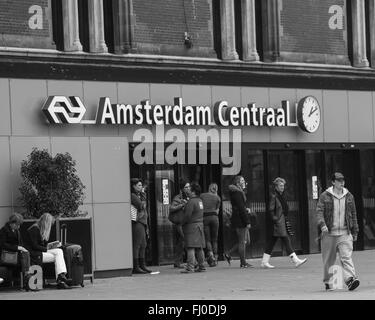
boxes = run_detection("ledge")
[1,48,375,90]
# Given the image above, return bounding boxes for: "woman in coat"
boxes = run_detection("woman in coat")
[25,212,71,289]
[131,178,153,274]
[0,213,30,282]
[261,177,307,268]
[180,183,206,273]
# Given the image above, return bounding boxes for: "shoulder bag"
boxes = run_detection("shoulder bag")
[0,250,18,266]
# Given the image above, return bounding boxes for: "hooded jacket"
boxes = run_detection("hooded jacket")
[228,184,251,228]
[316,186,359,237]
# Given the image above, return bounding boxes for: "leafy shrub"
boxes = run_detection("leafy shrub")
[19,148,85,218]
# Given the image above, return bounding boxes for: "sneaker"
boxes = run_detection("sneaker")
[224,253,232,265]
[173,264,185,269]
[346,277,360,291]
[240,262,254,268]
[180,268,195,274]
[325,283,334,291]
[196,266,206,272]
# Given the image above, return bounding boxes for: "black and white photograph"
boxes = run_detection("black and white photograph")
[1,0,375,313]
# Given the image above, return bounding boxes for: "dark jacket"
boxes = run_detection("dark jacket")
[269,193,288,237]
[0,222,23,252]
[228,184,251,228]
[182,196,205,248]
[316,187,359,236]
[25,225,47,266]
[169,192,188,225]
[131,192,148,226]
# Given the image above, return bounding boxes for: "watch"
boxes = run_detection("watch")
[297,96,321,133]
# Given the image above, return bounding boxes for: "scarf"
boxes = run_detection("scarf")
[276,191,289,216]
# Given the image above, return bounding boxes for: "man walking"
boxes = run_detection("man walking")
[316,172,360,291]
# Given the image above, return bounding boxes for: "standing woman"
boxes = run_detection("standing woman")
[180,183,206,273]
[131,178,153,274]
[261,177,307,268]
[200,183,221,267]
[26,213,71,289]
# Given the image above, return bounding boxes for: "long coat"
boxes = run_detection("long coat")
[228,185,251,228]
[269,193,288,237]
[182,196,205,248]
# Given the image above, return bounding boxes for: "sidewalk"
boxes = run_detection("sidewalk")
[1,250,375,300]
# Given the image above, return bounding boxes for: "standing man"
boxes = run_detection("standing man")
[169,179,190,268]
[224,175,253,268]
[316,172,360,291]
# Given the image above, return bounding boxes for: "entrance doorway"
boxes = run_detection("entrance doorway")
[266,150,307,255]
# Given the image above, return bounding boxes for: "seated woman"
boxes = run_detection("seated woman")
[25,213,71,289]
[0,213,30,283]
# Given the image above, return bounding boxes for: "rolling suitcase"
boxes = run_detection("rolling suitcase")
[60,224,85,287]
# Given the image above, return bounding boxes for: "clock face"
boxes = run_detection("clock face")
[297,96,321,133]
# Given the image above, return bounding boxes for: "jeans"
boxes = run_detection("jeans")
[265,236,294,256]
[173,224,185,265]
[203,215,219,258]
[186,247,205,271]
[132,221,147,260]
[42,248,67,279]
[227,227,250,265]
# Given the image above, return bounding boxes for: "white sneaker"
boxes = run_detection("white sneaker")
[0,277,3,284]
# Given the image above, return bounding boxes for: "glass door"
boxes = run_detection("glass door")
[360,150,375,249]
[154,169,176,265]
[267,151,304,254]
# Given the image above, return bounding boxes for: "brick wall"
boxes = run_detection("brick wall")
[280,0,347,56]
[133,0,215,56]
[0,0,53,48]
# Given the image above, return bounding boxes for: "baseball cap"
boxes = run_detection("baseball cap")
[332,172,345,181]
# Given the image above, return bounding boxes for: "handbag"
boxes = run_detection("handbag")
[168,208,185,225]
[0,250,18,266]
[285,217,295,236]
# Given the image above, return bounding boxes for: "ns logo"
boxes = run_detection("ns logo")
[42,96,87,124]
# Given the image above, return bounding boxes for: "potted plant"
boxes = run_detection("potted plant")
[18,148,93,280]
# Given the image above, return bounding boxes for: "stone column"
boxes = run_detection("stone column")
[241,0,259,61]
[62,0,82,51]
[88,0,108,53]
[351,0,369,67]
[367,0,375,67]
[220,0,239,60]
[262,0,280,62]
[113,0,137,53]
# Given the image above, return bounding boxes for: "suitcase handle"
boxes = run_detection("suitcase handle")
[60,224,67,246]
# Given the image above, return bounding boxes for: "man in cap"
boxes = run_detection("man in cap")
[316,172,360,291]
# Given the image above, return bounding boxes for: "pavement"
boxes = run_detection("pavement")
[1,250,375,300]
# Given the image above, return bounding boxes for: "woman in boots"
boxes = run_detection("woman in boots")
[26,213,71,289]
[261,177,307,269]
[131,178,153,274]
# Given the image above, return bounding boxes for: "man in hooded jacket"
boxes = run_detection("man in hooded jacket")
[316,172,360,291]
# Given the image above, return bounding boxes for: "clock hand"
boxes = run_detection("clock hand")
[308,107,317,117]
